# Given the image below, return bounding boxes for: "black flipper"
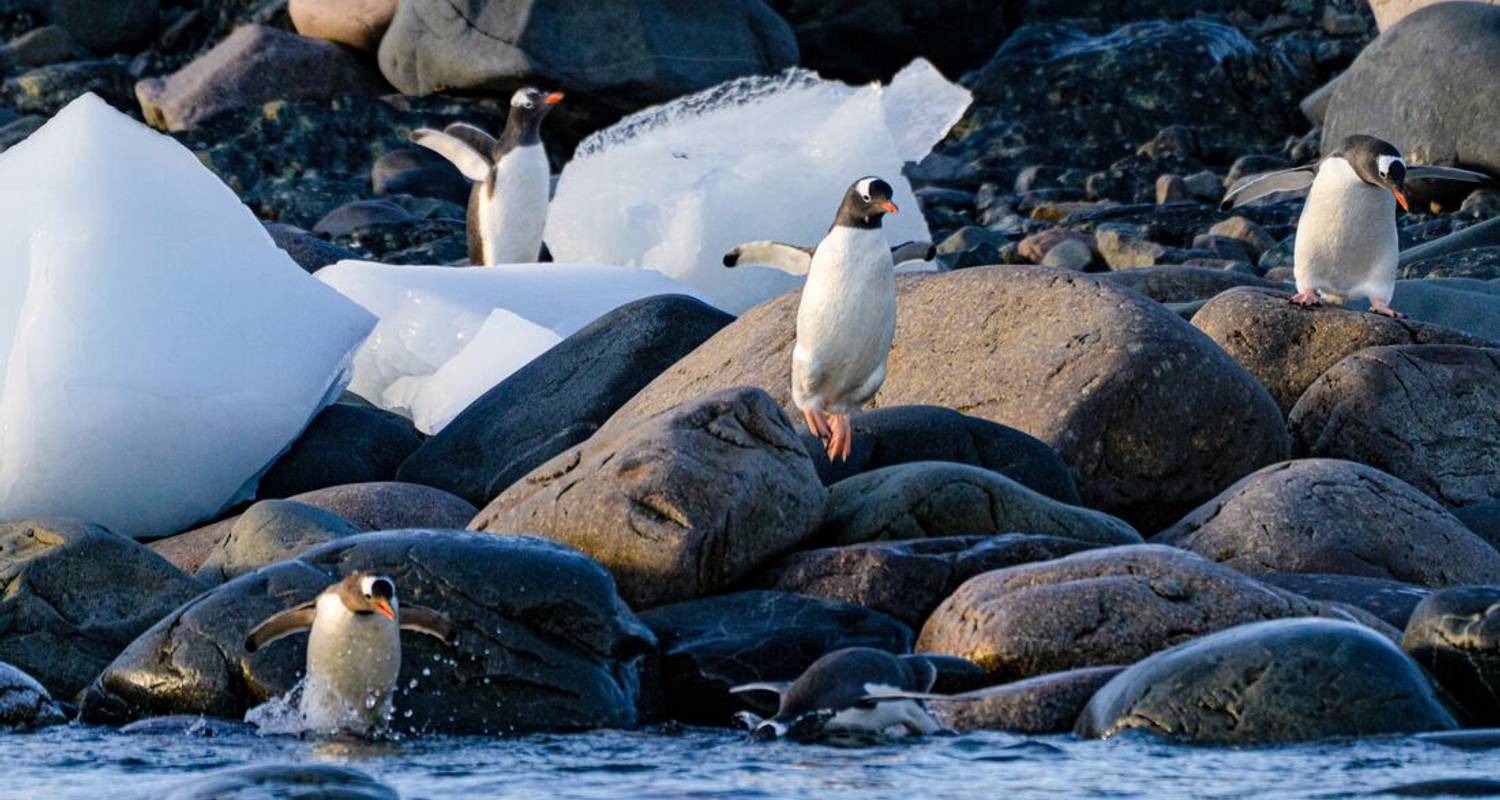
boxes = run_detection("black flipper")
[244,602,317,653]
[399,605,459,645]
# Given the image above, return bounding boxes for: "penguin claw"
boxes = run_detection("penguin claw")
[1289,291,1321,308]
[1370,304,1406,319]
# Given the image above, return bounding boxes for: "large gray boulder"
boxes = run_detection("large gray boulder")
[1260,572,1432,630]
[1369,0,1500,31]
[930,665,1125,734]
[259,402,423,500]
[194,500,366,586]
[762,0,1007,83]
[50,0,158,53]
[164,764,398,800]
[1403,585,1500,725]
[0,661,66,729]
[81,530,655,733]
[1078,619,1458,744]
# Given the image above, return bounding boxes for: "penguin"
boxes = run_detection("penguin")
[410,87,563,265]
[1222,134,1488,318]
[730,648,950,742]
[244,572,457,736]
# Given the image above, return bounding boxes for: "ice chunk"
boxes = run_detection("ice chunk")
[0,94,375,538]
[546,58,971,313]
[316,260,704,419]
[383,308,561,435]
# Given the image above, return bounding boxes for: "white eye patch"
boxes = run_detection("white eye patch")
[1377,154,1403,178]
[855,176,876,202]
[510,89,536,108]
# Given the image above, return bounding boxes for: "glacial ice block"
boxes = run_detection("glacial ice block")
[0,94,376,537]
[545,59,972,313]
[315,260,704,420]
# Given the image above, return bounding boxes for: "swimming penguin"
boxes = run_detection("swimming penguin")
[1222,134,1488,318]
[410,87,563,265]
[244,572,457,736]
[723,177,902,462]
[731,648,950,742]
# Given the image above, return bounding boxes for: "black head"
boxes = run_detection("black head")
[503,87,564,147]
[1336,134,1409,211]
[834,177,898,230]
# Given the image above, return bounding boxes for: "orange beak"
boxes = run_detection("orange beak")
[1392,188,1409,212]
[881,201,898,214]
[374,599,396,621]
[545,92,565,105]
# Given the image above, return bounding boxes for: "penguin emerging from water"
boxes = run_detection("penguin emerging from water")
[1222,134,1488,318]
[731,648,950,742]
[410,87,563,265]
[244,572,457,736]
[724,177,910,462]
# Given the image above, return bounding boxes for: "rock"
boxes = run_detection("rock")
[0,59,132,115]
[194,500,366,585]
[930,666,1125,734]
[0,520,200,697]
[1260,572,1432,630]
[82,530,655,732]
[1016,228,1092,263]
[1155,175,1189,204]
[1099,266,1281,303]
[1403,586,1500,724]
[1289,346,1500,507]
[1191,287,1492,414]
[471,388,827,609]
[399,295,732,508]
[377,0,798,108]
[761,0,1005,83]
[1454,501,1500,551]
[311,198,418,237]
[0,114,43,154]
[371,147,470,207]
[164,764,398,800]
[608,267,1290,532]
[137,25,388,132]
[50,0,158,53]
[1369,0,1500,31]
[1402,247,1500,280]
[1095,225,1167,269]
[1154,459,1500,587]
[1078,618,1457,744]
[1375,779,1500,797]
[1182,170,1223,201]
[258,403,423,499]
[750,534,1103,629]
[1210,216,1278,257]
[290,0,396,52]
[0,662,65,729]
[638,590,910,725]
[0,26,83,69]
[817,462,1140,548]
[1387,279,1500,341]
[263,222,362,273]
[1042,238,1094,270]
[916,544,1368,683]
[1190,234,1255,264]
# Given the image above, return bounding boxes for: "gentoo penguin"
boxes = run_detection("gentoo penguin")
[410,87,563,265]
[731,648,949,742]
[1223,134,1487,317]
[724,177,901,461]
[244,572,457,736]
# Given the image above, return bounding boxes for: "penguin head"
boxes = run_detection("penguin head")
[835,176,898,229]
[509,87,564,127]
[340,571,398,620]
[1340,134,1409,212]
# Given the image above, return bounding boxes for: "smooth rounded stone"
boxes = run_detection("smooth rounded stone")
[1192,287,1492,414]
[1260,572,1432,630]
[0,59,132,115]
[0,25,84,69]
[371,147,470,206]
[1387,279,1500,342]
[1374,778,1500,797]
[638,590,911,725]
[750,534,1102,629]
[608,266,1290,533]
[311,199,418,237]
[82,530,655,732]
[1153,459,1500,588]
[137,25,388,131]
[1041,238,1094,270]
[399,295,732,508]
[290,0,396,52]
[259,403,423,499]
[377,0,798,105]
[1098,266,1281,303]
[916,545,1365,683]
[1017,228,1092,264]
[929,666,1124,734]
[0,521,200,698]
[471,388,826,609]
[50,0,157,53]
[1289,346,1500,507]
[762,0,1006,83]
[164,764,398,800]
[1209,216,1278,258]
[1078,618,1458,744]
[0,661,65,729]
[194,500,366,586]
[1402,247,1500,281]
[817,462,1141,548]
[1454,501,1500,552]
[263,222,362,273]
[1404,586,1500,725]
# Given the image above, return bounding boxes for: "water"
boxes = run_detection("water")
[3,724,1498,800]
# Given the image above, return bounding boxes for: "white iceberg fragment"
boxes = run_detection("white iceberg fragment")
[315,260,704,422]
[0,94,376,538]
[545,58,972,313]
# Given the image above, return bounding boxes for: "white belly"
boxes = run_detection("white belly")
[300,594,401,735]
[1294,157,1399,303]
[478,144,550,264]
[827,700,941,737]
[793,226,897,415]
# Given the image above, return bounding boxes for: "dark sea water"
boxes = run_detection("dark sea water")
[3,724,1499,800]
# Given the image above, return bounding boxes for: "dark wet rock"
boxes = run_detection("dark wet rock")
[290,0,396,53]
[259,403,423,500]
[1289,346,1500,507]
[1374,778,1500,797]
[371,147,470,206]
[240,174,365,230]
[263,222,361,273]
[334,217,467,265]
[639,590,910,725]
[930,665,1125,734]
[1099,266,1280,303]
[0,520,200,697]
[1060,201,1300,252]
[749,534,1102,629]
[1383,279,1500,342]
[0,661,65,729]
[1192,287,1493,414]
[50,0,157,53]
[164,764,398,800]
[0,25,83,69]
[0,114,42,153]
[83,530,655,733]
[311,198,418,237]
[399,295,732,508]
[763,0,1006,83]
[817,462,1140,548]
[138,25,387,132]
[1041,238,1094,270]
[1454,501,1500,552]
[1416,729,1500,749]
[1153,459,1500,587]
[1078,618,1457,744]
[1260,572,1432,630]
[1401,247,1500,280]
[0,59,132,115]
[609,266,1289,533]
[194,500,366,586]
[1403,586,1500,725]
[917,545,1369,682]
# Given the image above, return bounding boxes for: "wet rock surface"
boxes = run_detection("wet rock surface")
[1403,586,1500,725]
[0,661,66,729]
[930,665,1125,734]
[1259,572,1432,630]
